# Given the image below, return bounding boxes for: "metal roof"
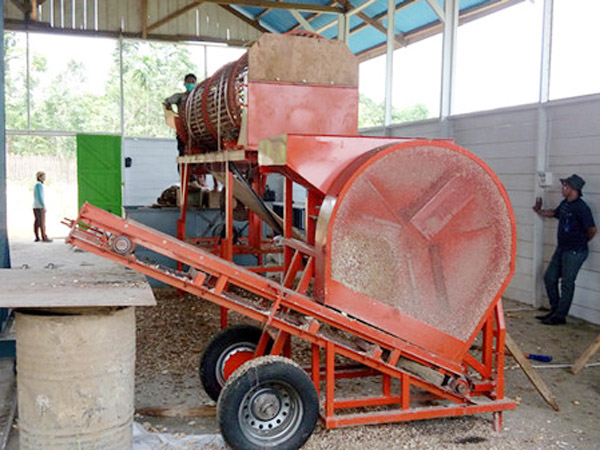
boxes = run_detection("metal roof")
[238,0,523,61]
[4,0,522,61]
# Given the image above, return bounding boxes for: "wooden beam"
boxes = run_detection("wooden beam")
[505,332,560,411]
[10,0,29,14]
[571,333,600,375]
[205,0,341,14]
[219,5,270,33]
[350,0,418,36]
[294,0,372,34]
[141,0,148,38]
[255,0,281,20]
[147,1,204,32]
[290,0,337,33]
[291,10,315,32]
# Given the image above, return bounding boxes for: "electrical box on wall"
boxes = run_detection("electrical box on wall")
[538,171,553,187]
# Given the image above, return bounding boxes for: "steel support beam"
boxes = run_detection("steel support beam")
[337,13,349,44]
[0,0,10,269]
[291,10,315,32]
[533,0,554,307]
[384,0,395,127]
[440,0,457,122]
[425,0,445,23]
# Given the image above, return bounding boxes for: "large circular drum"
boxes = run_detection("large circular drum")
[314,140,516,362]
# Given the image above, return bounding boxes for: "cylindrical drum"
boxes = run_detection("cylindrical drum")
[184,53,248,153]
[16,307,135,450]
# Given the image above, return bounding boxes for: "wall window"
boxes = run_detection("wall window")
[28,33,119,133]
[4,32,28,130]
[550,0,600,100]
[392,34,441,122]
[359,35,441,128]
[454,1,543,114]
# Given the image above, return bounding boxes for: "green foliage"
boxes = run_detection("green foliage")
[358,94,429,128]
[4,32,200,155]
[114,40,199,137]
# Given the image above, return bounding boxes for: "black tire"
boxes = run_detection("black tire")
[217,356,319,450]
[200,324,271,402]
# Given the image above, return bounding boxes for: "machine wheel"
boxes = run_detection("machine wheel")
[108,235,134,255]
[217,356,319,450]
[200,325,271,401]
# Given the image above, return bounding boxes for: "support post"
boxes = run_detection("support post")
[440,0,458,131]
[311,344,320,397]
[283,177,293,274]
[0,0,10,269]
[533,0,554,307]
[337,13,349,45]
[224,166,234,261]
[325,341,335,421]
[383,0,395,128]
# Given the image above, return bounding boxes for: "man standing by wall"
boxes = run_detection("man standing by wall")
[533,174,596,325]
[33,171,51,243]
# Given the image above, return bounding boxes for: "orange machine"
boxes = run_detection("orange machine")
[65,33,516,450]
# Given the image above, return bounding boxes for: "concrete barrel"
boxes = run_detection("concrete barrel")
[16,307,135,449]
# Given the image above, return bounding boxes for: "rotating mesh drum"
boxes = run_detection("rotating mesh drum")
[184,53,248,153]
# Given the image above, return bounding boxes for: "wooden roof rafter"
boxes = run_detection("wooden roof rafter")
[254,0,282,21]
[145,0,340,36]
[205,0,341,14]
[289,0,414,44]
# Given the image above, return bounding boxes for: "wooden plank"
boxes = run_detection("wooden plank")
[572,333,600,375]
[248,33,358,86]
[505,332,559,411]
[219,4,269,33]
[0,269,156,307]
[205,0,341,13]
[136,405,216,417]
[177,150,248,164]
[148,0,203,32]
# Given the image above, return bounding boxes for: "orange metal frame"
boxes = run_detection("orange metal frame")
[65,200,515,431]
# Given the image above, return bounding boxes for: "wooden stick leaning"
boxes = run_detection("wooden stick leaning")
[571,333,600,375]
[504,332,560,411]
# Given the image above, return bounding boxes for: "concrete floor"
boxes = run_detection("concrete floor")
[2,237,600,449]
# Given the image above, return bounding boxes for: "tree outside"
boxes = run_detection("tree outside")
[358,94,429,128]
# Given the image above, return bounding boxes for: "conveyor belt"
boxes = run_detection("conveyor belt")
[64,203,515,420]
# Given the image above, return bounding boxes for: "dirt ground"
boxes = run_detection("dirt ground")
[135,289,600,450]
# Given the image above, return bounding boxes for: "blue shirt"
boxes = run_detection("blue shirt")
[33,181,44,209]
[554,198,595,250]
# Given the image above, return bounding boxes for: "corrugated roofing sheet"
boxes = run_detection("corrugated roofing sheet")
[3,0,521,61]
[234,0,521,58]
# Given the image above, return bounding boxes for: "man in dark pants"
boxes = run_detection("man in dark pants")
[533,174,596,325]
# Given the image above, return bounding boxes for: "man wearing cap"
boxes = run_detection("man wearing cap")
[533,174,596,325]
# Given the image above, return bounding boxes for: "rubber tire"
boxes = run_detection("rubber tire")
[217,356,319,450]
[199,324,271,402]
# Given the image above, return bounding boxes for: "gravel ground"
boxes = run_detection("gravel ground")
[135,289,600,449]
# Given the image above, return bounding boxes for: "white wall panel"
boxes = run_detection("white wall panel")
[122,137,179,207]
[545,96,600,324]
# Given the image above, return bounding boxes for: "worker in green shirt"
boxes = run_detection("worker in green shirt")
[33,171,51,243]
